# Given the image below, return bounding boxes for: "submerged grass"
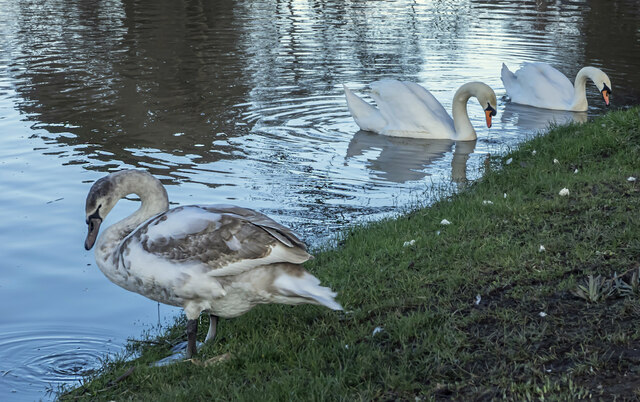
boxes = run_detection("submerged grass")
[61,108,640,400]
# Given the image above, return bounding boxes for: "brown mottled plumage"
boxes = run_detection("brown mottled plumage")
[134,205,310,268]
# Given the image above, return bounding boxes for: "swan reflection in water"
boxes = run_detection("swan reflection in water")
[345,130,477,183]
[500,102,587,131]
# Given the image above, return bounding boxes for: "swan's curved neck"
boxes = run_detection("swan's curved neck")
[451,83,478,141]
[95,172,169,260]
[571,67,595,111]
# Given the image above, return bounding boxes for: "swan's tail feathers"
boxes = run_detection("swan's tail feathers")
[500,63,516,95]
[275,271,343,311]
[343,84,386,133]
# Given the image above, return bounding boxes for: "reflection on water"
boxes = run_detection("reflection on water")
[346,131,476,184]
[8,0,247,176]
[501,102,588,131]
[1,0,639,400]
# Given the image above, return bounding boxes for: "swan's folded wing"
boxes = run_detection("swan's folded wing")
[344,84,387,133]
[370,80,453,134]
[516,63,575,105]
[203,205,307,250]
[403,81,452,124]
[122,205,311,277]
[501,63,517,93]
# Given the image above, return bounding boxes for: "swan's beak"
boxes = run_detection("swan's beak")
[85,217,102,250]
[484,104,497,128]
[601,84,611,106]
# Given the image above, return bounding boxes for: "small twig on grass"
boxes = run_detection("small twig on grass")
[99,366,135,392]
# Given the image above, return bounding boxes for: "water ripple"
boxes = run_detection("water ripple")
[0,324,126,400]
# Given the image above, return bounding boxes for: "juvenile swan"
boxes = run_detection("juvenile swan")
[501,62,611,111]
[343,79,497,141]
[84,170,342,358]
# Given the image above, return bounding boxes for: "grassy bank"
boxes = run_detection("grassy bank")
[62,108,640,400]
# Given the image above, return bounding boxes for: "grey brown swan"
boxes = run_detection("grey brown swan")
[84,169,342,358]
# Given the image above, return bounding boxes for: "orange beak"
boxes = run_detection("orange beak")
[601,89,610,106]
[485,110,493,128]
[601,83,611,106]
[484,104,496,128]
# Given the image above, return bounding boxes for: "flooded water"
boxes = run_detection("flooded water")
[1,0,639,399]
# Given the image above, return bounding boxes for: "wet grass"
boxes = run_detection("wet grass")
[60,107,640,400]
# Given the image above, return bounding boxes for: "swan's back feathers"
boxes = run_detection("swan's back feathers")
[206,205,307,250]
[371,80,450,124]
[369,80,454,136]
[122,204,311,278]
[526,63,574,99]
[502,63,575,109]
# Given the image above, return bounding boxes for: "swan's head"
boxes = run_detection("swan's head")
[84,170,167,250]
[598,73,612,107]
[84,175,117,250]
[473,82,498,128]
[484,102,497,128]
[84,171,137,250]
[583,67,612,106]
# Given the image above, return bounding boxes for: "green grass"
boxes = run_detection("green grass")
[61,107,640,401]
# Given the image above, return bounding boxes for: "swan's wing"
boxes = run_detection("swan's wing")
[121,205,311,278]
[501,63,518,95]
[526,63,575,98]
[505,63,574,107]
[370,80,454,135]
[344,85,387,133]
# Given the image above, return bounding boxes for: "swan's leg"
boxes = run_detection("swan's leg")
[205,314,219,343]
[186,319,198,358]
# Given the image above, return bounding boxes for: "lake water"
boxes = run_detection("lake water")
[1,0,639,399]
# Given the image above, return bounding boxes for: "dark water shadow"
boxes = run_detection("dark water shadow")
[345,130,476,184]
[500,102,588,131]
[9,0,250,181]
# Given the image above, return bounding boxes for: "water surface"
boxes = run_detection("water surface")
[1,0,639,399]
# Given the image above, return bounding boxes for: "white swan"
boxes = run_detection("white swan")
[501,63,611,111]
[343,79,497,141]
[84,169,342,358]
